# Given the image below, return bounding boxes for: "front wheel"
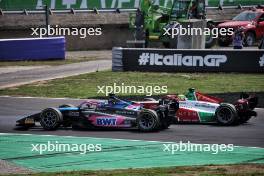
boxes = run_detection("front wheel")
[40,108,63,130]
[137,109,159,132]
[215,103,238,125]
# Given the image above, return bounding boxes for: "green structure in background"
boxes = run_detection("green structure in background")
[0,0,263,10]
[0,133,263,172]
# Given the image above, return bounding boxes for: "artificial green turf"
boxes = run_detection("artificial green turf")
[1,134,264,174]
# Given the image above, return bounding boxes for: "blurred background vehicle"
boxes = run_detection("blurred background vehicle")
[217,7,264,46]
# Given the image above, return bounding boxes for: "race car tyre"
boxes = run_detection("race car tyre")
[244,32,255,47]
[137,109,159,132]
[40,108,63,130]
[59,104,76,108]
[156,107,174,129]
[215,103,238,125]
[160,115,173,129]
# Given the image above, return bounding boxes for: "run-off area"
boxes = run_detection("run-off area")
[0,133,263,172]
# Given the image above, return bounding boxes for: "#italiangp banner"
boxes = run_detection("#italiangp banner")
[0,0,263,10]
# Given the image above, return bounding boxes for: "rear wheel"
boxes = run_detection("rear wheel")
[40,108,63,130]
[137,109,159,132]
[215,104,238,125]
[160,114,173,129]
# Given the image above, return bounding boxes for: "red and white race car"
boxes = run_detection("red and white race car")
[139,88,258,125]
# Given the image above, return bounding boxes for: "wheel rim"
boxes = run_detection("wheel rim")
[42,111,57,128]
[217,107,233,124]
[246,34,254,46]
[139,113,155,130]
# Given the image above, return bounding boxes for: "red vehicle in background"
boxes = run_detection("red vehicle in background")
[217,8,264,46]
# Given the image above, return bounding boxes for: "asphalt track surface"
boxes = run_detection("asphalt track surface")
[0,96,263,148]
[0,60,111,89]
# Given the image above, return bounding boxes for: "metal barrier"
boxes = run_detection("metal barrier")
[0,5,259,15]
[112,47,264,73]
[0,37,65,61]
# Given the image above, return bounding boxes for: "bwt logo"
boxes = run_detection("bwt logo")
[138,53,227,67]
[97,118,117,126]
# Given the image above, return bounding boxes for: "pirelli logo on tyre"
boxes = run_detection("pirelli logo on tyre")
[138,53,227,67]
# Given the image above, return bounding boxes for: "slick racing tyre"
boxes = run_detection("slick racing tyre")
[137,109,159,132]
[40,108,63,130]
[157,108,172,129]
[215,103,238,125]
[160,115,173,129]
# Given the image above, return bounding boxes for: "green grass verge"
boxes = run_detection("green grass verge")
[0,71,263,98]
[5,164,264,176]
[0,57,98,67]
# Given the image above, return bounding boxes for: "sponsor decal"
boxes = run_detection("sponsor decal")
[259,54,264,67]
[96,117,117,126]
[25,118,35,124]
[194,103,216,109]
[116,110,136,115]
[138,53,227,67]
